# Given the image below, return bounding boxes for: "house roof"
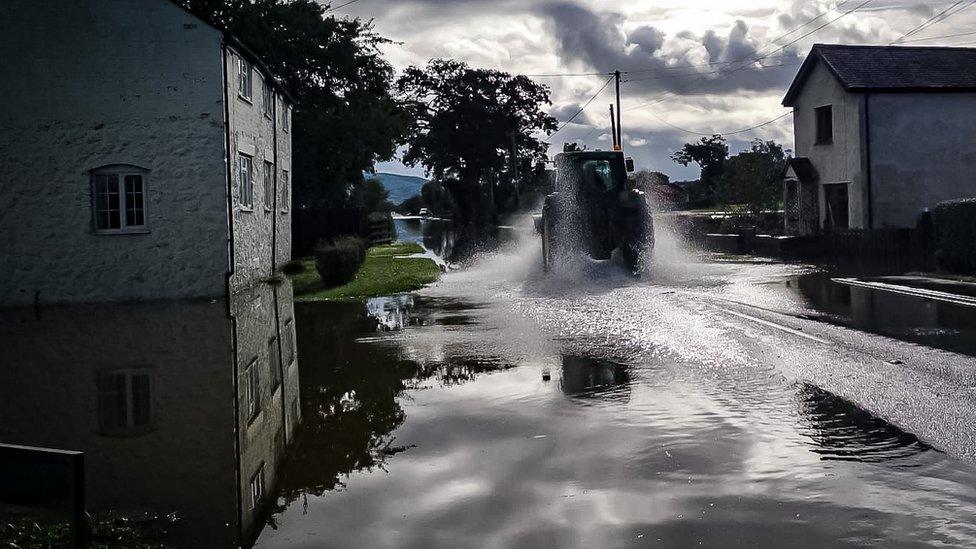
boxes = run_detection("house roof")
[782,44,976,106]
[783,157,818,184]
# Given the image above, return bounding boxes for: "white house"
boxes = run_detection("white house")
[0,0,294,306]
[782,44,976,235]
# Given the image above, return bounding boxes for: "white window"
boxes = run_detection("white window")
[238,57,252,101]
[263,161,274,211]
[249,465,265,510]
[91,165,148,233]
[97,369,153,436]
[283,318,295,365]
[262,80,273,118]
[269,337,281,391]
[245,357,260,422]
[238,153,253,210]
[282,104,290,132]
[280,170,290,213]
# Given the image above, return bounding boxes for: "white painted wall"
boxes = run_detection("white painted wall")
[868,92,976,228]
[0,0,232,305]
[791,60,865,230]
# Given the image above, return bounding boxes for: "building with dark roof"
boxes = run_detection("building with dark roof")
[782,43,976,235]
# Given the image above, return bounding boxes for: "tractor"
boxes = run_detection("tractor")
[535,150,653,275]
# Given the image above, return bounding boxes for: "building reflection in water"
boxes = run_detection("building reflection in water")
[0,280,300,547]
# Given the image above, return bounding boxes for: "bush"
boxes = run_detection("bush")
[933,199,976,273]
[314,236,367,287]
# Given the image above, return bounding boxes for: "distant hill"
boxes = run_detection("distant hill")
[370,172,427,204]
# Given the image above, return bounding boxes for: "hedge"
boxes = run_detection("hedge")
[933,199,976,274]
[313,236,367,288]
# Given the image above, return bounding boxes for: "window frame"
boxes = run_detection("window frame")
[249,464,265,511]
[283,318,295,366]
[280,169,290,213]
[282,104,290,132]
[238,153,254,211]
[97,367,155,437]
[238,56,253,102]
[90,165,150,235]
[262,78,273,119]
[263,160,274,211]
[269,336,282,392]
[245,357,261,423]
[815,105,833,145]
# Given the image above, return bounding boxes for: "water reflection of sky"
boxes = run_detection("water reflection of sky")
[259,296,976,548]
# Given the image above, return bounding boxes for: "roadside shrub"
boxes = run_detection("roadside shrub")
[314,236,367,288]
[933,199,976,273]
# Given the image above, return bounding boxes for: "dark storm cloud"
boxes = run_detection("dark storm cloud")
[537,1,800,99]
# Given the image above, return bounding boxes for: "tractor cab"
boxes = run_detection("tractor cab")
[538,150,652,275]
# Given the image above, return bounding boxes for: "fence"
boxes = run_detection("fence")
[367,213,396,246]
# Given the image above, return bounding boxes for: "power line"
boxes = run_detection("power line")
[325,0,363,12]
[649,111,793,137]
[547,76,614,140]
[522,71,612,78]
[898,29,976,43]
[894,0,973,41]
[624,0,875,112]
[622,60,801,83]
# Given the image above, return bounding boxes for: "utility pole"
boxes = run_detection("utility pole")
[614,69,622,151]
[609,104,617,149]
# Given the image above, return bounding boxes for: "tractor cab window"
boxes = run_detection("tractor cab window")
[581,160,615,192]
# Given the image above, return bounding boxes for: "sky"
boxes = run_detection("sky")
[332,0,976,181]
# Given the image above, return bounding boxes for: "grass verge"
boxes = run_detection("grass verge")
[292,242,440,301]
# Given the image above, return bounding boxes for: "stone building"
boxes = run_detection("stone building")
[0,0,293,305]
[782,44,976,235]
[0,1,301,544]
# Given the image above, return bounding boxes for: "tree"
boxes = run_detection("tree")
[717,139,790,227]
[395,59,558,226]
[396,195,424,215]
[179,0,410,209]
[671,135,729,198]
[348,178,393,213]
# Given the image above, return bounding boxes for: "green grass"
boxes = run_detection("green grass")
[292,242,440,301]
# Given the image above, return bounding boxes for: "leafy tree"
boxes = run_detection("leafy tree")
[717,139,790,226]
[348,178,393,213]
[671,135,729,198]
[420,180,456,218]
[395,59,558,225]
[179,0,410,208]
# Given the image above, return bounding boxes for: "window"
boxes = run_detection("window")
[269,337,282,391]
[283,318,295,366]
[91,166,148,233]
[97,369,153,436]
[280,170,290,212]
[815,105,833,144]
[245,357,261,422]
[249,465,265,510]
[238,153,253,209]
[238,57,252,101]
[263,161,274,211]
[282,105,290,132]
[262,79,273,118]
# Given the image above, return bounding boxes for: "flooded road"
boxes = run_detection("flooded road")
[258,230,976,548]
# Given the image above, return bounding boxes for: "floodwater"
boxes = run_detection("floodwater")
[257,222,976,548]
[4,218,976,547]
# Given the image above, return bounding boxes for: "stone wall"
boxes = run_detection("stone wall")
[0,0,231,306]
[224,46,294,292]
